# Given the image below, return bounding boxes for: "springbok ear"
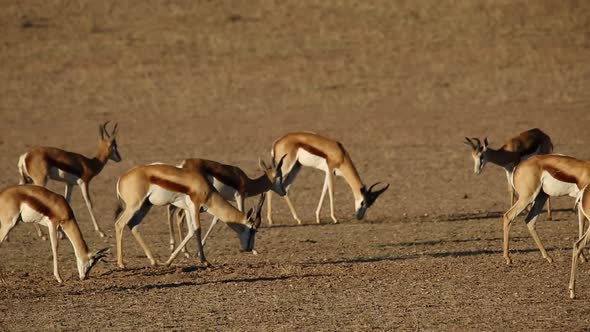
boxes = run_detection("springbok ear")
[258,158,268,171]
[483,137,489,148]
[99,124,105,139]
[94,247,110,260]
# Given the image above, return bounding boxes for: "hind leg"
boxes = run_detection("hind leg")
[128,202,157,266]
[524,191,552,263]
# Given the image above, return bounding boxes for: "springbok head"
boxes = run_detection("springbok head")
[259,154,287,196]
[228,193,266,252]
[99,121,121,162]
[356,182,390,220]
[464,137,489,175]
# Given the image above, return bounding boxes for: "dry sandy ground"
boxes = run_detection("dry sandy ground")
[1,0,590,330]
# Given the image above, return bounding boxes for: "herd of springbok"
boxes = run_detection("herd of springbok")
[2,123,590,299]
[0,123,389,283]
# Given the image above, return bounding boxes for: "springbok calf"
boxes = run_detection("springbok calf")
[569,185,590,298]
[18,121,121,238]
[0,185,107,283]
[167,156,286,253]
[503,154,585,265]
[464,128,554,217]
[267,132,389,224]
[114,164,265,268]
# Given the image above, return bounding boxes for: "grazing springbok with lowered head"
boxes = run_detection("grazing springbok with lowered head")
[114,163,266,268]
[502,154,585,265]
[464,128,554,217]
[267,132,389,224]
[18,121,121,238]
[0,185,107,283]
[167,156,286,254]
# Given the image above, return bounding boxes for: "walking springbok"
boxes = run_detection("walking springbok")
[464,128,554,217]
[569,185,590,299]
[0,185,108,283]
[18,121,121,238]
[267,132,389,224]
[502,154,586,265]
[114,164,265,268]
[167,156,286,253]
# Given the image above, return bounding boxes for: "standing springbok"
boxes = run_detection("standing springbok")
[18,121,121,238]
[267,132,389,224]
[114,164,266,268]
[464,128,554,217]
[502,154,585,265]
[0,185,108,283]
[167,156,286,253]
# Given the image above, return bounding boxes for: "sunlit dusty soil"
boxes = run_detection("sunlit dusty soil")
[1,0,590,330]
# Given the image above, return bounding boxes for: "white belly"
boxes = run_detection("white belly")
[296,148,329,172]
[540,171,580,198]
[48,167,79,184]
[20,204,50,226]
[148,185,189,207]
[211,177,238,202]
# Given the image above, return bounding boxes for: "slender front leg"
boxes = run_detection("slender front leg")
[174,209,190,258]
[267,191,274,225]
[284,192,302,224]
[193,212,209,266]
[570,224,590,299]
[167,205,176,252]
[578,206,588,263]
[47,222,62,283]
[202,217,219,246]
[546,197,552,220]
[166,206,197,266]
[315,173,329,223]
[78,181,106,237]
[327,170,338,224]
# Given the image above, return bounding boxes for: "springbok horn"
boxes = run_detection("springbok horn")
[464,137,476,149]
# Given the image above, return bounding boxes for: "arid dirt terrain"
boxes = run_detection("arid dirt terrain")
[1,0,590,330]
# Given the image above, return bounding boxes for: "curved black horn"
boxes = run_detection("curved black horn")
[254,193,266,228]
[276,154,287,170]
[103,121,111,138]
[368,182,382,192]
[471,137,481,147]
[112,122,119,137]
[464,137,476,149]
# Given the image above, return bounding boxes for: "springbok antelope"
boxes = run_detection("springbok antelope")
[114,164,265,268]
[502,154,585,265]
[18,121,121,238]
[0,184,108,283]
[266,132,389,224]
[464,128,554,217]
[569,185,590,298]
[167,156,286,253]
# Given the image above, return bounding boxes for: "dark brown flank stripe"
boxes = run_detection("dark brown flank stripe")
[149,176,191,194]
[47,157,83,178]
[298,143,328,159]
[22,195,57,220]
[544,165,581,187]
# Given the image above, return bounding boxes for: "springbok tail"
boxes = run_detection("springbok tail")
[17,153,31,184]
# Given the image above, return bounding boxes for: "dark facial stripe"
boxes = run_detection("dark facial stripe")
[299,143,328,159]
[149,176,191,194]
